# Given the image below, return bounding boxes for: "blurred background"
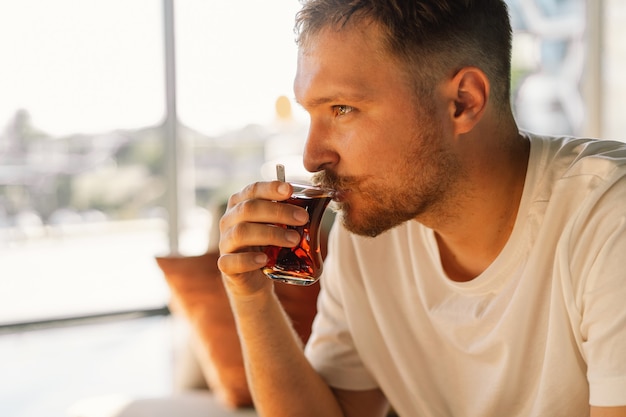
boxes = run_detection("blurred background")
[0,0,624,416]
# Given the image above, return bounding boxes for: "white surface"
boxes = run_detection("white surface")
[0,316,174,417]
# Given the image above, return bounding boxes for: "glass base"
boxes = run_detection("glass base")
[264,271,318,286]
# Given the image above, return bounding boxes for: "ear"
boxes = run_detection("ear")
[445,67,489,135]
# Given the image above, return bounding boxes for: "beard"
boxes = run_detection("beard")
[312,111,462,238]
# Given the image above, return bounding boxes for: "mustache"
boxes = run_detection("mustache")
[311,170,359,191]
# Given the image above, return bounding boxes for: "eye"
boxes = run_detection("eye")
[332,105,354,117]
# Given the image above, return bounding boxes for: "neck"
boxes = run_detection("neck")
[428,129,529,282]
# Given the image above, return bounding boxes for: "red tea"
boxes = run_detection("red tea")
[263,184,333,286]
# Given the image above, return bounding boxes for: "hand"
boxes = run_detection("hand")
[218,180,310,295]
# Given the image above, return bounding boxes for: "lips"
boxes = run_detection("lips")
[331,188,349,202]
[311,171,354,203]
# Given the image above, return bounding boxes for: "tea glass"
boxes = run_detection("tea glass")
[262,183,333,285]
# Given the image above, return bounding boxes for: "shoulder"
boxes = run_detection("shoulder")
[525,133,626,212]
[528,132,626,180]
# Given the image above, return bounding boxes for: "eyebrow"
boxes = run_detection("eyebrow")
[296,92,370,110]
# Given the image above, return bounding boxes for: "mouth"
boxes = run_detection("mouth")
[331,188,349,203]
[311,171,353,202]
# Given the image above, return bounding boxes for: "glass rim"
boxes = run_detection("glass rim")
[289,182,335,197]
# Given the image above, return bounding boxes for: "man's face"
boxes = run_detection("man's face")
[294,22,461,237]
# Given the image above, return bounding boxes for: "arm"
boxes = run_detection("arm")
[334,388,390,416]
[581,179,626,416]
[591,406,626,417]
[218,180,388,417]
[226,282,388,417]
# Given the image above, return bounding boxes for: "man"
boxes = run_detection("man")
[217,1,626,416]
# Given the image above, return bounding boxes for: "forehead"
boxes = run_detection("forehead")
[293,23,410,108]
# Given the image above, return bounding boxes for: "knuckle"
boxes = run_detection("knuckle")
[226,193,238,208]
[217,229,231,254]
[236,199,255,219]
[245,181,263,196]
[219,224,245,253]
[216,254,228,272]
[219,204,234,225]
[229,222,249,244]
[218,214,228,232]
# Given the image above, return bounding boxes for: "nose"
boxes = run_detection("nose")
[302,119,339,173]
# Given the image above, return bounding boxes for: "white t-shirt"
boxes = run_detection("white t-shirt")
[305,133,626,416]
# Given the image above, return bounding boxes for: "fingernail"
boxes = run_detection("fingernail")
[254,253,268,265]
[278,182,290,195]
[293,210,308,223]
[286,230,300,244]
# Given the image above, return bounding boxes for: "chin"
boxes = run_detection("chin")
[339,211,386,238]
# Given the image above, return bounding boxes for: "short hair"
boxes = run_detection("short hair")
[295,0,513,109]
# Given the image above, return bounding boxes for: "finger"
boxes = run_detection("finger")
[227,180,292,208]
[220,197,309,233]
[219,222,301,255]
[217,251,268,277]
[217,252,275,296]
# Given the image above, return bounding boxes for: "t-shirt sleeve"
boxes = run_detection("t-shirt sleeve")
[304,223,379,391]
[576,174,626,406]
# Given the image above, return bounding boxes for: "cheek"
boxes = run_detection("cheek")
[344,121,407,167]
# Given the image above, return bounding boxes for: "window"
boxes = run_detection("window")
[0,0,304,326]
[508,0,626,141]
[0,0,170,325]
